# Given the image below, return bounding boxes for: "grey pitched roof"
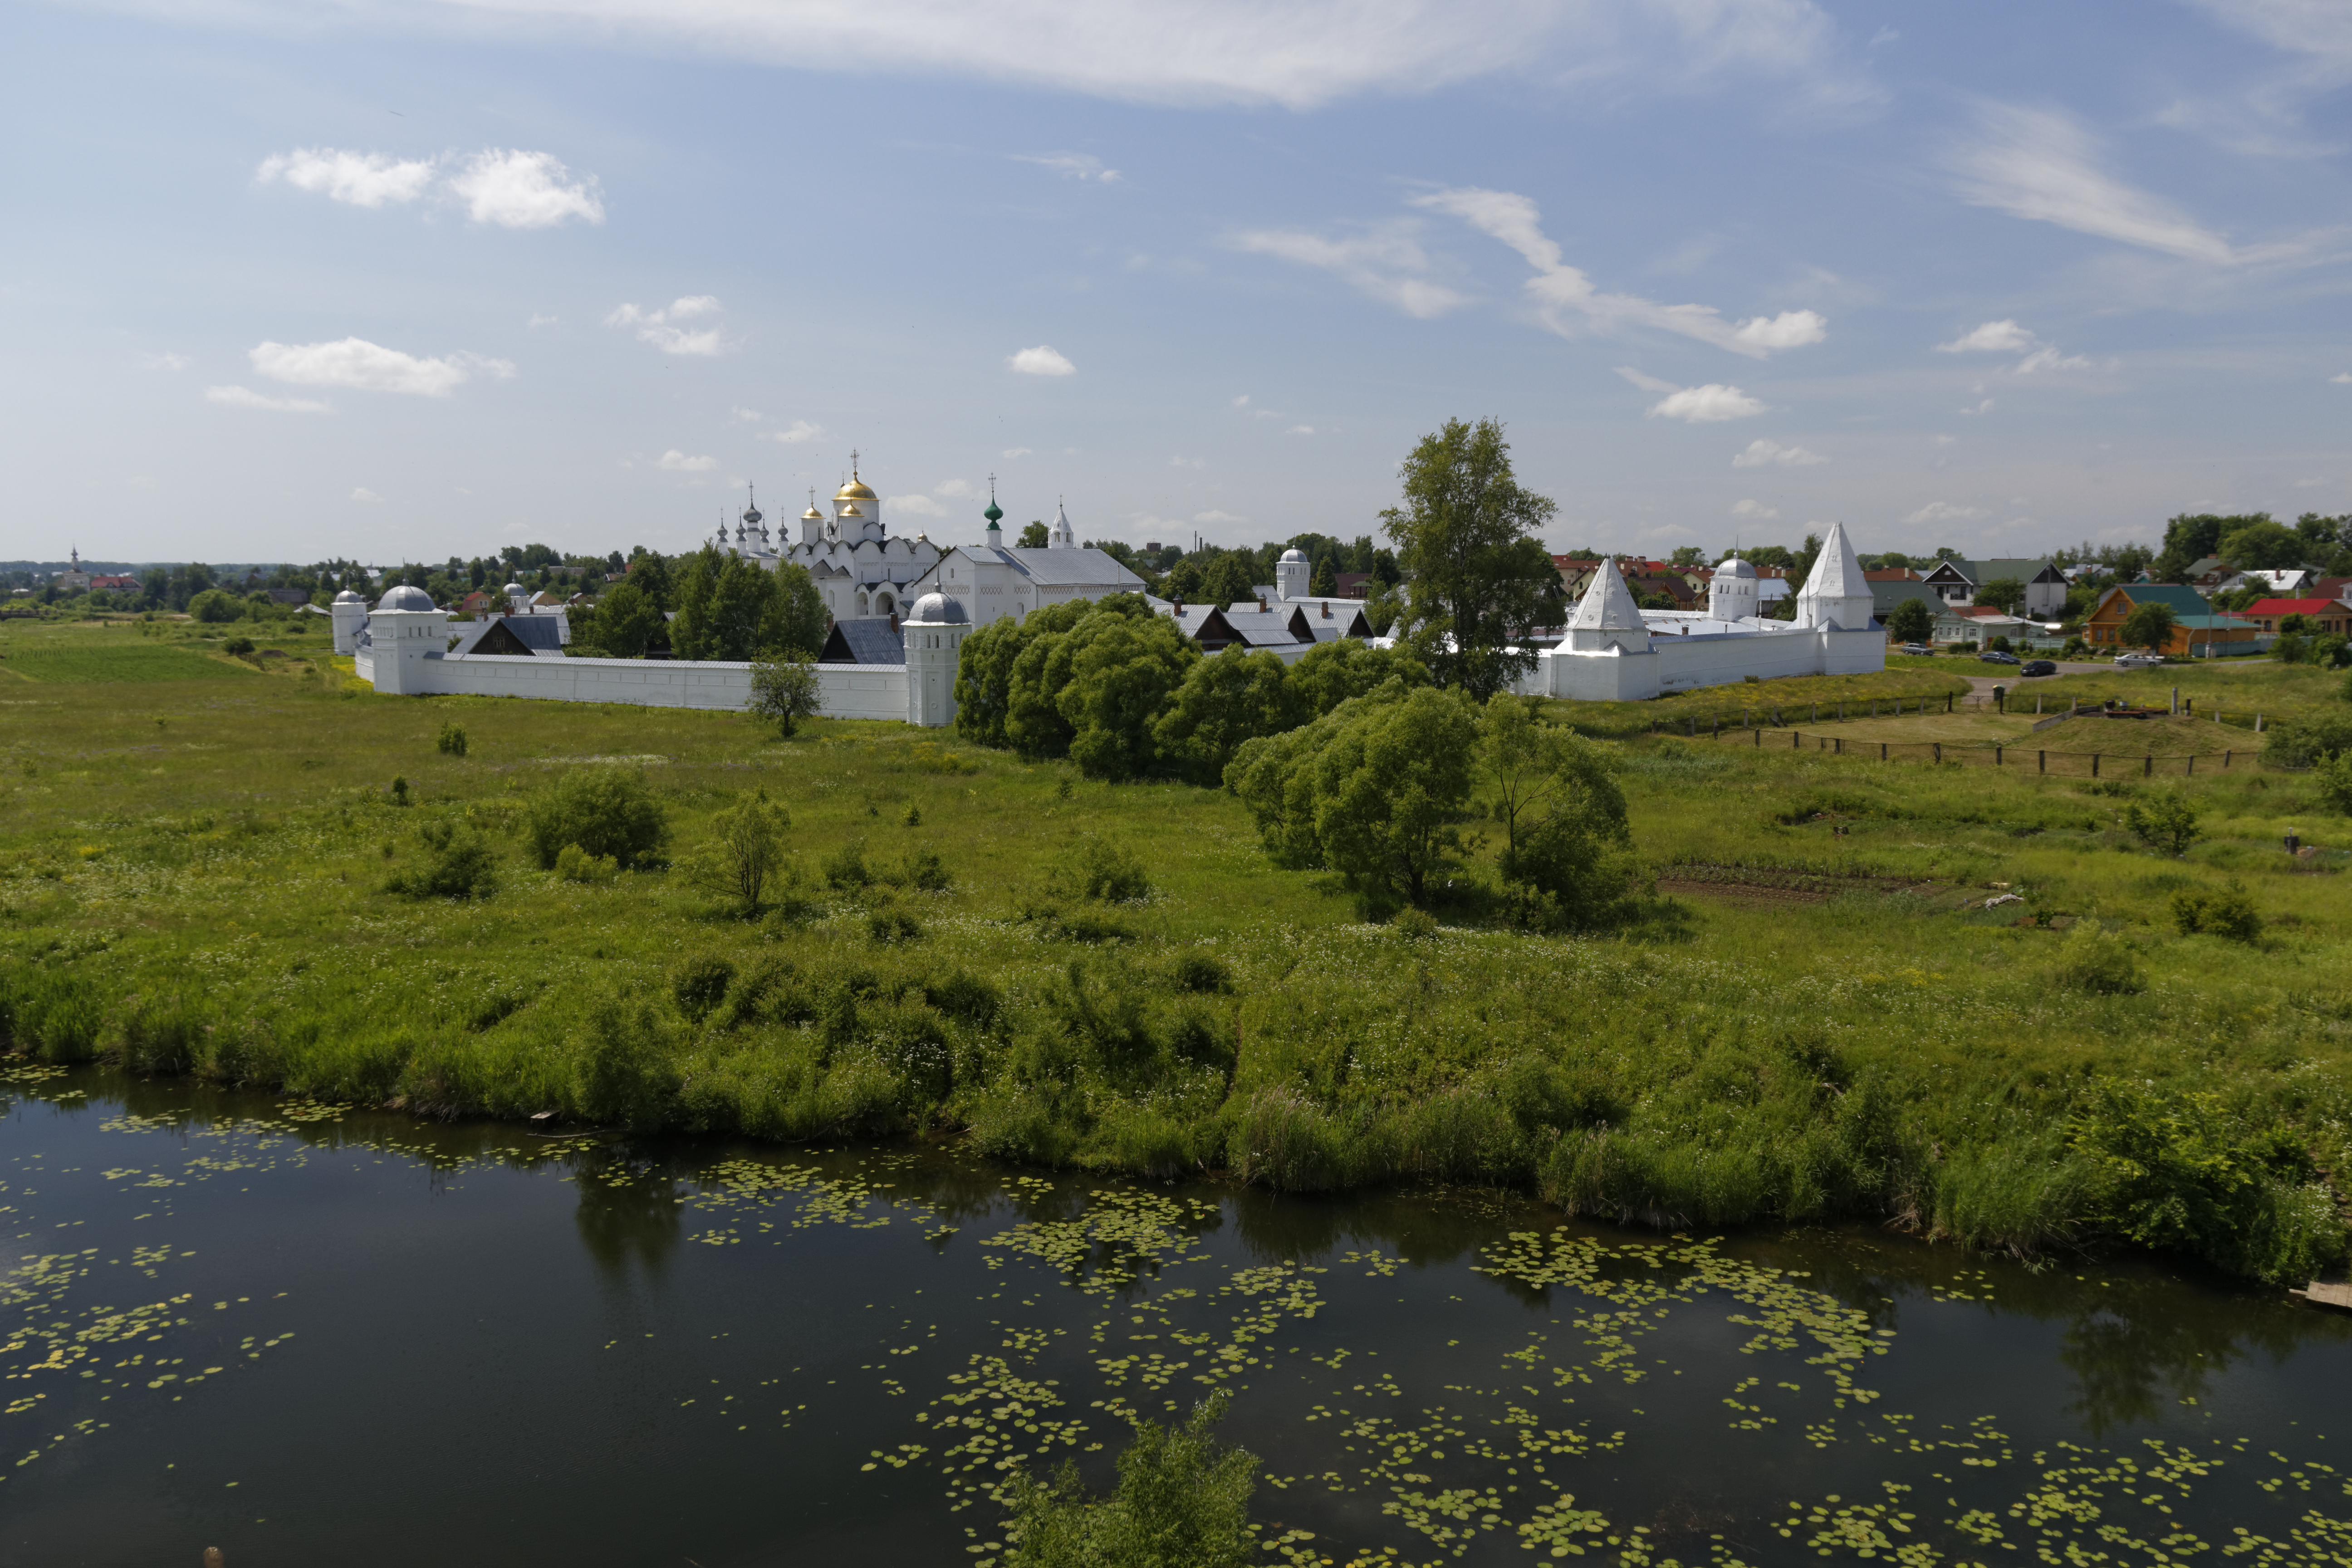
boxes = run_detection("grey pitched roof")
[1217,609,1311,649]
[819,619,906,664]
[450,615,565,656]
[1001,548,1147,587]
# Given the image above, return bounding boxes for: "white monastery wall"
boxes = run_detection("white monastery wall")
[356,644,911,722]
[1527,627,1883,701]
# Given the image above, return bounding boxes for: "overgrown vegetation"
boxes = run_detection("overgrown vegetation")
[5,629,2352,1286]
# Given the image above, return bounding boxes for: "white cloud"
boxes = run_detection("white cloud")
[1731,498,1780,519]
[257,147,436,208]
[1414,186,1826,357]
[140,352,190,371]
[446,148,605,228]
[1017,152,1119,182]
[2332,372,2352,384]
[195,0,1863,115]
[934,478,974,497]
[351,487,385,502]
[1613,366,1681,394]
[606,298,725,356]
[205,384,331,413]
[2014,346,2090,373]
[764,420,823,444]
[1193,509,1246,524]
[1960,398,1995,415]
[1231,394,1250,407]
[733,407,764,421]
[529,314,560,327]
[1901,501,1986,524]
[249,338,510,397]
[1229,222,1468,319]
[1732,438,1826,467]
[1937,319,2036,354]
[1289,425,1316,435]
[893,494,948,517]
[656,450,716,471]
[1934,434,1957,446]
[1009,345,1077,376]
[1648,384,1766,422]
[1950,103,2241,264]
[1002,446,1033,459]
[2181,0,2352,72]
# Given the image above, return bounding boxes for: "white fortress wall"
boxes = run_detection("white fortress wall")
[364,650,913,722]
[1530,626,1882,702]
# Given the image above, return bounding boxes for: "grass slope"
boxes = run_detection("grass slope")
[3,620,2351,1283]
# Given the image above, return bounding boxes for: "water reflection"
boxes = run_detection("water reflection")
[573,1157,682,1288]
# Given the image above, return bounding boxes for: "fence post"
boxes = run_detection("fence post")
[1714,720,1720,740]
[1881,742,1888,761]
[1934,742,1942,763]
[1947,693,1954,712]
[2258,713,2264,733]
[2144,755,2151,777]
[2187,754,2194,776]
[1754,727,1760,748]
[2225,750,2231,769]
[1871,700,1878,717]
[1793,730,1800,749]
[1996,745,2003,766]
[2093,754,2100,777]
[2038,750,2045,774]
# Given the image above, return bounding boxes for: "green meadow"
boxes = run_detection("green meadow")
[5,617,2352,1285]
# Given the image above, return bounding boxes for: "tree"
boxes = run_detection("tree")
[573,577,661,658]
[2125,792,2200,855]
[1200,553,1257,609]
[1973,578,2026,610]
[671,549,826,661]
[2117,600,2179,654]
[1309,556,1337,596]
[1288,638,1430,715]
[1380,417,1560,701]
[1151,650,1303,788]
[1886,598,1935,645]
[680,795,788,912]
[2217,518,2305,570]
[1669,545,1707,567]
[1480,694,1635,929]
[1019,521,1050,549]
[2152,513,2267,583]
[748,653,824,737]
[1226,682,1478,907]
[1056,611,1200,781]
[2314,750,2352,816]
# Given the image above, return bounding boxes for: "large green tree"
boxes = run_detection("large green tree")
[1885,597,1935,645]
[1380,418,1559,701]
[2152,513,2268,583]
[2118,599,2179,653]
[1481,695,1635,929]
[2216,518,2307,571]
[1058,613,1201,781]
[669,548,826,661]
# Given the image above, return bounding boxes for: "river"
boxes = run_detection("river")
[5,1063,2348,1566]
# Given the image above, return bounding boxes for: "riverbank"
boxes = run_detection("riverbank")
[4,640,2352,1286]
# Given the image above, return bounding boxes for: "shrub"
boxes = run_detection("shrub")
[391,776,410,807]
[868,905,923,944]
[823,837,872,888]
[222,636,255,657]
[680,796,789,911]
[1172,953,1233,994]
[524,766,669,869]
[2263,710,2352,769]
[386,822,497,900]
[437,722,469,757]
[1002,1392,1257,1568]
[899,847,951,892]
[2172,884,2262,942]
[2123,792,2200,855]
[2053,919,2143,995]
[554,843,618,884]
[671,955,737,1021]
[572,994,679,1127]
[2314,750,2352,816]
[1066,837,1149,902]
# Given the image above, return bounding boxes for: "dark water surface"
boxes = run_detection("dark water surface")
[5,1064,2350,1568]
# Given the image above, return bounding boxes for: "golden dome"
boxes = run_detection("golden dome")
[836,478,877,501]
[842,503,865,518]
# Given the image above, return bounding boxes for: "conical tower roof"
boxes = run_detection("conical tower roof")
[1799,522,1865,601]
[1569,558,1646,632]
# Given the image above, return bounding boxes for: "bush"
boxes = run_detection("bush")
[2172,884,2262,942]
[524,766,669,869]
[2263,710,2352,769]
[2123,792,2200,855]
[437,722,469,757]
[1171,953,1233,994]
[386,823,497,900]
[899,847,951,892]
[2053,919,2143,995]
[823,838,872,888]
[572,994,679,1127]
[680,796,789,911]
[2317,751,2352,816]
[1066,837,1150,902]
[554,843,618,884]
[671,955,737,1021]
[868,905,923,944]
[222,636,255,657]
[1002,1392,1257,1568]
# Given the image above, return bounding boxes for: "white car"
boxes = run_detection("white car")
[2114,652,2165,669]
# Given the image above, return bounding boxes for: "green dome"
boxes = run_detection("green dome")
[983,499,1004,524]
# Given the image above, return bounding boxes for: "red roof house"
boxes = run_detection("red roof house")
[2233,598,2351,636]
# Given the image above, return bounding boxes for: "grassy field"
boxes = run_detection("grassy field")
[5,612,2352,1284]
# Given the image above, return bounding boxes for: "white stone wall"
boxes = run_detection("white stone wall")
[1528,626,1883,702]
[359,647,916,722]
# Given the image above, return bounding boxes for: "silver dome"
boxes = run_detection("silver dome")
[376,585,436,612]
[1715,556,1759,580]
[1280,548,1308,563]
[333,589,364,604]
[906,592,970,625]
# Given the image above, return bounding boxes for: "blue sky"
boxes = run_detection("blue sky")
[5,0,2349,567]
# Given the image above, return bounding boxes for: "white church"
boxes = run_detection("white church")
[1522,521,1883,700]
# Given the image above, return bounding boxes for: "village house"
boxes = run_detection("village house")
[2233,598,2352,637]
[2083,583,2260,655]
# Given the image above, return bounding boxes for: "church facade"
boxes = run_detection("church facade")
[897,495,1147,624]
[706,460,941,625]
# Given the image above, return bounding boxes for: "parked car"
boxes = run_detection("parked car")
[2020,659,2057,676]
[2114,652,2165,669]
[1898,642,1934,656]
[1977,650,2022,665]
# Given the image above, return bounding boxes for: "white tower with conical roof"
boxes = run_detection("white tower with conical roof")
[1047,500,1075,548]
[1793,523,1873,631]
[1565,559,1651,653]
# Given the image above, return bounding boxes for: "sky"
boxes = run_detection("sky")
[4,0,2350,569]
